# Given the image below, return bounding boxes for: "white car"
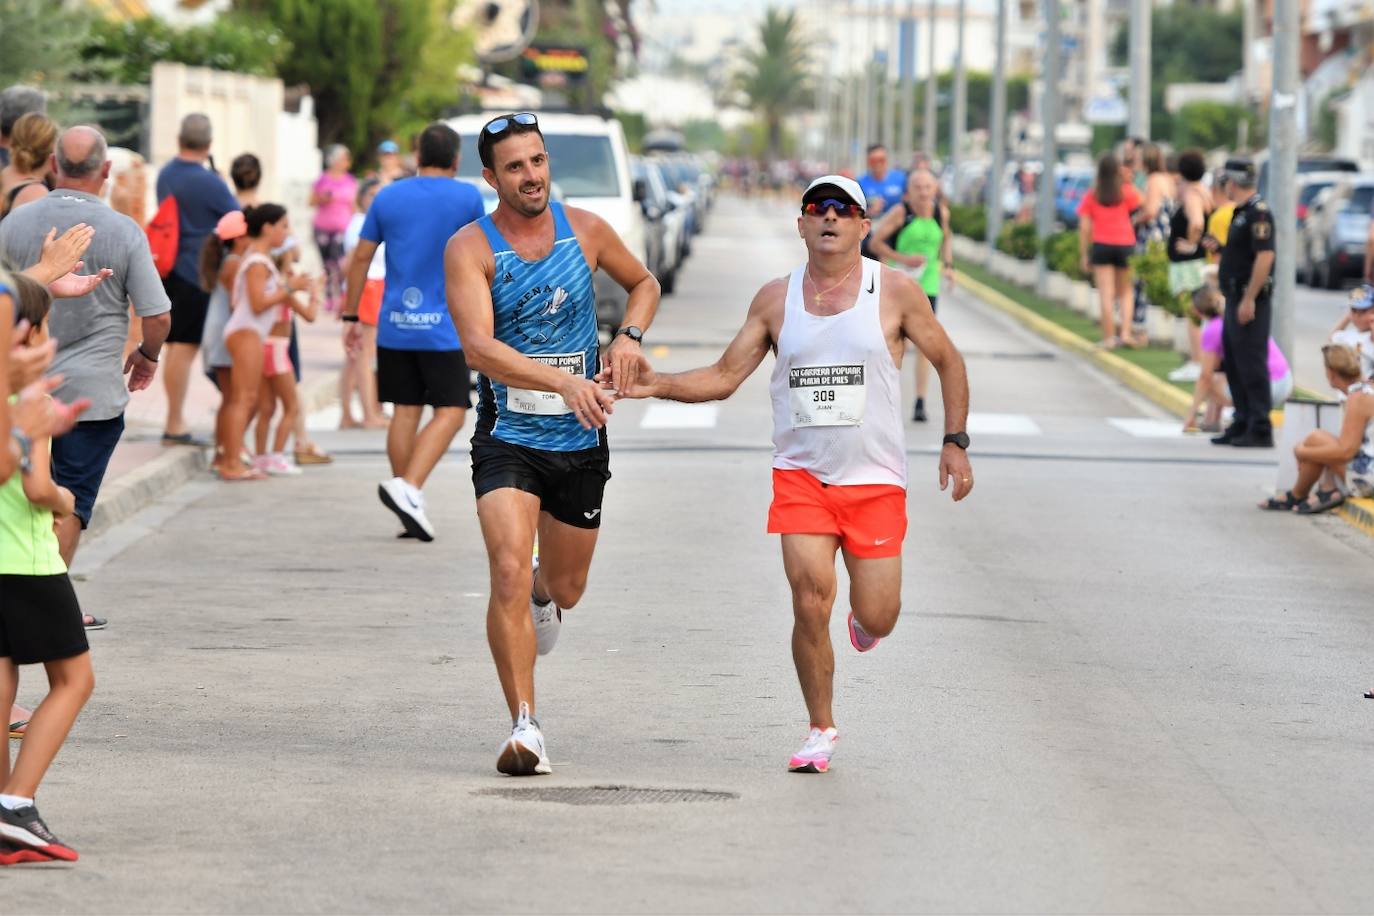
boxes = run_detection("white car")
[447,110,647,333]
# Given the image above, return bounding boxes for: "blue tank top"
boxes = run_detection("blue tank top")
[475,202,600,452]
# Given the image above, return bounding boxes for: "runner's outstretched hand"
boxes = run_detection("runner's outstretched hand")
[598,352,657,399]
[559,375,616,429]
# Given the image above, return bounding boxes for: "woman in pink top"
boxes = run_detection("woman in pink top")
[1182,287,1293,432]
[310,145,357,313]
[1077,153,1143,349]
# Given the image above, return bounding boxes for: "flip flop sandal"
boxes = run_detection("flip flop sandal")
[217,467,267,482]
[1259,490,1303,511]
[9,720,27,740]
[1297,491,1345,515]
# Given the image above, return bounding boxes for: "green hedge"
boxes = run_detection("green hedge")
[1042,230,1086,281]
[948,204,986,240]
[1130,241,1183,317]
[996,222,1039,260]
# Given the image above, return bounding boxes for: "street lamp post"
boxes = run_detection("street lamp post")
[900,0,916,164]
[1270,0,1298,367]
[951,0,967,198]
[924,0,937,159]
[1128,0,1151,138]
[1036,0,1060,296]
[987,0,1008,249]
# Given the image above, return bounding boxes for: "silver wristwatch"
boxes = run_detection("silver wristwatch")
[11,429,32,474]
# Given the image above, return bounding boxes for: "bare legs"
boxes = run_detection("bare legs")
[161,342,198,437]
[386,405,465,488]
[1093,265,1138,347]
[339,324,385,429]
[476,489,598,719]
[254,373,301,456]
[221,330,264,477]
[0,653,94,799]
[1291,430,1346,500]
[782,534,902,730]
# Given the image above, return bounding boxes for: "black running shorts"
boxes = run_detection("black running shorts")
[163,272,211,346]
[470,430,611,529]
[377,346,471,408]
[1090,243,1134,269]
[0,574,89,665]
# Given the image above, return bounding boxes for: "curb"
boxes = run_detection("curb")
[85,370,340,540]
[1336,498,1374,537]
[955,269,1194,417]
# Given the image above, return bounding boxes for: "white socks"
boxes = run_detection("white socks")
[0,793,34,810]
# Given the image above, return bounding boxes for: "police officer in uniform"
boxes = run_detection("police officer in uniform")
[1213,158,1277,448]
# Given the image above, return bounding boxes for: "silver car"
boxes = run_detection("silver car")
[1302,176,1374,289]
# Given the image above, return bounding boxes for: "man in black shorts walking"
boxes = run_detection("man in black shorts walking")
[444,113,658,775]
[343,124,486,541]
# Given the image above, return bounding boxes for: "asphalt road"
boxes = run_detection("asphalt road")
[6,196,1373,913]
[1292,283,1355,393]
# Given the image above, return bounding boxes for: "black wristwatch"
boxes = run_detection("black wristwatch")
[942,432,970,450]
[615,326,643,343]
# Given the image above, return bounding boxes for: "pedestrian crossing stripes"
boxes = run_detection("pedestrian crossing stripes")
[966,413,1043,436]
[639,404,720,429]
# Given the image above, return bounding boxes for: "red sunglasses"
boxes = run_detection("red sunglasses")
[802,197,865,218]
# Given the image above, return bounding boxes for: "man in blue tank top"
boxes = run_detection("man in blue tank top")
[444,112,660,775]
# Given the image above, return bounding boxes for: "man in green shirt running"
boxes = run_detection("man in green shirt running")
[867,169,953,423]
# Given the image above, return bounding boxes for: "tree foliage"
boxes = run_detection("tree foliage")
[82,13,290,85]
[1171,101,1262,152]
[234,0,469,157]
[736,7,813,160]
[0,0,99,91]
[911,72,1031,156]
[1110,5,1244,139]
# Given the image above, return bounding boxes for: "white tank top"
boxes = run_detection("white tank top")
[225,252,288,341]
[769,257,907,487]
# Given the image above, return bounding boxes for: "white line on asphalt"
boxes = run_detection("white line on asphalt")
[966,413,1042,436]
[640,404,719,429]
[1107,418,1186,439]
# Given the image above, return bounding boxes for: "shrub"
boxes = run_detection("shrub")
[996,221,1039,261]
[948,203,986,240]
[1130,241,1182,316]
[1042,230,1085,281]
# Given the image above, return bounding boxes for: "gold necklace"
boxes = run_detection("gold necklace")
[805,261,858,306]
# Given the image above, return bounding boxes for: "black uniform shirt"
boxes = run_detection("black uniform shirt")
[1218,194,1275,286]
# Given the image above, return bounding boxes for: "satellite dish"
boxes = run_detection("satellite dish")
[453,0,541,65]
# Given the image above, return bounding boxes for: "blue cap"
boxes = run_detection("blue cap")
[1351,284,1374,311]
[378,140,399,154]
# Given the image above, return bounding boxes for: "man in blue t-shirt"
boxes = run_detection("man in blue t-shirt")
[856,144,907,218]
[343,122,485,542]
[154,113,240,446]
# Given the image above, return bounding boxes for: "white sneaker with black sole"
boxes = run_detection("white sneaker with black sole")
[378,477,435,542]
[497,702,551,776]
[530,556,561,655]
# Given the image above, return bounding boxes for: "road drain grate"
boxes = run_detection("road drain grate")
[476,785,738,806]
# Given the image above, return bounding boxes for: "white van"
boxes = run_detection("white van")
[446,110,647,333]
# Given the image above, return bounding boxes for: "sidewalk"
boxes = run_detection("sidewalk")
[88,314,346,537]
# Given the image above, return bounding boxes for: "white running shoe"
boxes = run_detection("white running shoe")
[530,556,562,656]
[1167,361,1202,382]
[260,452,302,476]
[497,702,552,776]
[378,477,435,541]
[788,726,838,774]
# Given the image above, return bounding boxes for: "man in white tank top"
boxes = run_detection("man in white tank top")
[612,176,974,773]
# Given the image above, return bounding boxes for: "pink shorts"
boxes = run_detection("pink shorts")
[263,337,293,378]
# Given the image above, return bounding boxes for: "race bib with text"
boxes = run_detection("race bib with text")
[507,352,586,415]
[789,363,866,427]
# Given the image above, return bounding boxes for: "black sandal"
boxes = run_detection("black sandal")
[1297,490,1346,515]
[1259,490,1303,511]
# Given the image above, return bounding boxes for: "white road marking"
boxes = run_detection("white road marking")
[1108,418,1186,439]
[966,413,1042,436]
[640,404,719,429]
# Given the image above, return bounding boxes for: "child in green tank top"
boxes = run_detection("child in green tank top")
[0,274,94,864]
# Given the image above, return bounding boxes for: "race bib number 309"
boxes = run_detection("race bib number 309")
[789,364,866,427]
[508,352,586,415]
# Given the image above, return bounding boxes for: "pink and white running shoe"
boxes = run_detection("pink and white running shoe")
[788,726,838,773]
[847,612,880,652]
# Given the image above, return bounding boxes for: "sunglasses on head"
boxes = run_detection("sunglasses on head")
[483,112,539,138]
[802,197,864,218]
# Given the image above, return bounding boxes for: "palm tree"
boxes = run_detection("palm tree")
[736,7,813,160]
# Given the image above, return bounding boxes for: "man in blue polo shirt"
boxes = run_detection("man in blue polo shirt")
[342,122,484,542]
[857,144,907,218]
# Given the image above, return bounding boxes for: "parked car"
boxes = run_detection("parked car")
[1301,175,1374,289]
[641,158,687,292]
[652,155,704,239]
[1053,168,1093,229]
[630,156,670,295]
[447,110,645,333]
[1257,154,1360,199]
[1293,172,1353,284]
